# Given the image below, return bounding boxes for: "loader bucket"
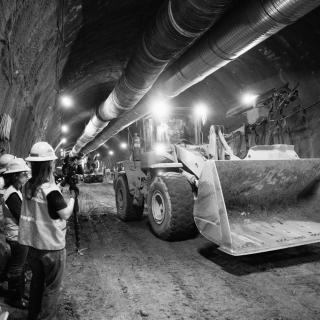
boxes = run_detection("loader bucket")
[194,159,320,255]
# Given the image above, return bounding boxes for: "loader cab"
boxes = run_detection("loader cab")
[142,115,192,151]
[141,108,205,156]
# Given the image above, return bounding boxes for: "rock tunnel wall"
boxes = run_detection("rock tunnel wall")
[0,0,67,156]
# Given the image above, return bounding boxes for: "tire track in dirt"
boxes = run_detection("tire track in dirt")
[60,183,320,320]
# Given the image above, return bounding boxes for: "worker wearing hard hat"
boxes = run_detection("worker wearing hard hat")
[0,307,8,320]
[0,153,15,284]
[0,154,15,196]
[19,142,78,320]
[2,158,30,309]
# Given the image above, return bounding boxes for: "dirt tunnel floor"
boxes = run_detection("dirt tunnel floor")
[2,182,320,320]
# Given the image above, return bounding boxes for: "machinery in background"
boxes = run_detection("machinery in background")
[55,154,84,184]
[83,154,103,183]
[61,155,83,186]
[225,83,309,158]
[113,106,320,256]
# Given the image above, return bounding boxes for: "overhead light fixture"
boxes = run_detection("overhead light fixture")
[60,95,74,108]
[120,142,128,149]
[61,138,67,144]
[108,150,114,156]
[61,124,69,133]
[241,92,259,106]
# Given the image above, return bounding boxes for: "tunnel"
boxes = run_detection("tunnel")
[1,1,320,319]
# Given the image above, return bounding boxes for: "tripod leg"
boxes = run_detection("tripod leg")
[73,196,80,250]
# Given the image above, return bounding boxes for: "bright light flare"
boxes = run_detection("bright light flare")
[157,123,168,135]
[150,100,171,120]
[54,138,67,152]
[194,103,208,124]
[61,124,69,133]
[108,150,114,156]
[241,93,259,106]
[154,143,166,155]
[120,142,128,150]
[60,95,74,108]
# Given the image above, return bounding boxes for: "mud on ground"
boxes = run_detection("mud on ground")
[1,182,320,320]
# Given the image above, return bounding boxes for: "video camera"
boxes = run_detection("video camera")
[61,154,84,188]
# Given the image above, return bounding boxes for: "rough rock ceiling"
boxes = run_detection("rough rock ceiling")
[176,7,320,129]
[60,0,164,151]
[60,2,320,154]
[0,0,164,155]
[0,1,320,157]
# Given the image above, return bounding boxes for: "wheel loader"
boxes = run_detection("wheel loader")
[113,115,320,256]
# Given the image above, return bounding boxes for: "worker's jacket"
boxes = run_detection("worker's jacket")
[3,186,22,242]
[19,182,66,250]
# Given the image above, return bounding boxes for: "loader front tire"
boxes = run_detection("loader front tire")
[115,175,144,221]
[148,172,197,241]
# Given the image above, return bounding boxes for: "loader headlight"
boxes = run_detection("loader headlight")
[150,99,171,120]
[194,102,208,125]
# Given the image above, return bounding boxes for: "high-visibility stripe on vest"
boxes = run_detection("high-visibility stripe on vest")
[19,182,66,250]
[3,185,22,242]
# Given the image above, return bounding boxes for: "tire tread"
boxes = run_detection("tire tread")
[116,175,144,221]
[148,172,197,240]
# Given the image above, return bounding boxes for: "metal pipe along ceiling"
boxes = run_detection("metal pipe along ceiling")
[70,0,234,156]
[81,0,320,155]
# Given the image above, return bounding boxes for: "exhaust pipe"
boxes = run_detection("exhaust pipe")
[81,0,320,154]
[70,0,234,156]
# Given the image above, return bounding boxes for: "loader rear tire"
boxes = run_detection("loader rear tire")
[148,172,197,241]
[115,175,144,221]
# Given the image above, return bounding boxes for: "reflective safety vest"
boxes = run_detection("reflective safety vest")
[19,182,66,250]
[3,186,22,242]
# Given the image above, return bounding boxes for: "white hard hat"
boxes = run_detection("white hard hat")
[25,142,57,162]
[3,158,30,174]
[0,154,15,174]
[0,311,9,320]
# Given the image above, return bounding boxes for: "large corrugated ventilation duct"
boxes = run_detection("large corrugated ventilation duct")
[81,0,320,155]
[70,0,234,156]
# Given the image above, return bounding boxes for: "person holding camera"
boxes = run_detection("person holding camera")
[18,142,78,320]
[61,154,83,186]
